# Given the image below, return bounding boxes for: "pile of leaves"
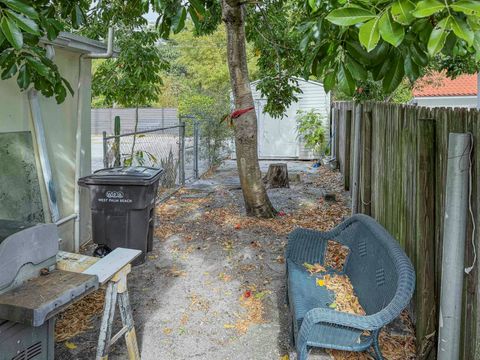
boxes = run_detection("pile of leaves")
[55,289,105,342]
[324,240,350,272]
[304,261,365,316]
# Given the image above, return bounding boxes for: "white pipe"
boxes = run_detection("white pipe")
[27,45,61,223]
[73,27,114,252]
[55,213,78,226]
[437,133,471,360]
[351,103,362,215]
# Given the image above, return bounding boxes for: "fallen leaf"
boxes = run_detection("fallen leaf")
[278,211,286,217]
[163,328,173,335]
[329,302,337,309]
[224,324,236,329]
[280,355,289,360]
[64,341,77,350]
[254,290,270,300]
[234,223,241,230]
[304,262,327,274]
[243,290,252,298]
[316,278,325,287]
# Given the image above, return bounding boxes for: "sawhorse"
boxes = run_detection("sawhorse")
[57,248,141,360]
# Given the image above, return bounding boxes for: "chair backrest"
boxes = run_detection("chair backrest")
[337,217,404,315]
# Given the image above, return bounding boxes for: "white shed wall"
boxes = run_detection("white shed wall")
[251,79,330,159]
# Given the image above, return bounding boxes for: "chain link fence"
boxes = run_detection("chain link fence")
[101,114,232,192]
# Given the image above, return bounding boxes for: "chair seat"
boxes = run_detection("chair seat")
[287,259,370,351]
[287,259,335,326]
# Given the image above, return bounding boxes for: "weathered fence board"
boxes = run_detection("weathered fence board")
[333,101,480,360]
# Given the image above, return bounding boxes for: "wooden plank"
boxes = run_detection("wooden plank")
[415,118,437,359]
[344,110,352,191]
[57,250,99,273]
[83,248,141,284]
[0,270,98,326]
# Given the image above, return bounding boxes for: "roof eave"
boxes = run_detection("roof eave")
[41,32,119,56]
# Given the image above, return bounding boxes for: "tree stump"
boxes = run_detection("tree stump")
[264,163,290,188]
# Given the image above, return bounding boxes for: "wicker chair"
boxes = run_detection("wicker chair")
[286,214,415,360]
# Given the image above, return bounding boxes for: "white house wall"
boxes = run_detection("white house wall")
[0,47,92,251]
[413,96,478,108]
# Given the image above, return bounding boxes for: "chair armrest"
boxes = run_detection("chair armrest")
[301,307,384,332]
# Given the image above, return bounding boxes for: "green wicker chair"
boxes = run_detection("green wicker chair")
[286,214,415,360]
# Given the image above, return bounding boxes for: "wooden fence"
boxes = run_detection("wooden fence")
[331,101,480,360]
[91,107,178,135]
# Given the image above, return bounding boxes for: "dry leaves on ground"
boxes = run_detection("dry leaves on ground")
[231,293,265,334]
[55,289,105,342]
[203,201,349,236]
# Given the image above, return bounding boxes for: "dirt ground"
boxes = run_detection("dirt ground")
[54,160,413,360]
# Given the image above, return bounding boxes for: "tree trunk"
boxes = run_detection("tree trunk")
[264,163,290,189]
[222,0,276,218]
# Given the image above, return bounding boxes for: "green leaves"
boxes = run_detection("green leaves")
[0,17,22,50]
[379,12,405,47]
[382,54,405,93]
[450,16,474,45]
[359,18,380,52]
[337,63,355,96]
[172,8,186,34]
[5,10,40,35]
[427,17,451,56]
[326,7,376,26]
[16,63,30,90]
[450,0,480,16]
[412,0,445,17]
[1,0,39,19]
[391,0,415,25]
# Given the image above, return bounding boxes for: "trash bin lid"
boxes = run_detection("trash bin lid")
[79,166,164,186]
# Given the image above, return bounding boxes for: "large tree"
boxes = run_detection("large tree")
[1,0,480,216]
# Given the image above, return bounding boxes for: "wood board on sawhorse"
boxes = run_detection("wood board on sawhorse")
[57,248,142,360]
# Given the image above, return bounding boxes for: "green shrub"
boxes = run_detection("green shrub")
[296,110,326,156]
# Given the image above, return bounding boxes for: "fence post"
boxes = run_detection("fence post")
[438,133,471,360]
[360,109,372,216]
[194,121,199,179]
[179,122,186,185]
[114,116,121,166]
[351,103,363,214]
[102,131,108,168]
[416,118,437,360]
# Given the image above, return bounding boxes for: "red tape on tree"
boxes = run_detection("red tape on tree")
[230,106,254,119]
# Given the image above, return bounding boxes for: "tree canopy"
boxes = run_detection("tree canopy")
[0,0,479,109]
[300,0,480,96]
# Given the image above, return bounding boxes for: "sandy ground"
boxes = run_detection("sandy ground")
[55,160,411,360]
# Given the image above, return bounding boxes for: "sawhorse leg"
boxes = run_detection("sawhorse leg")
[96,265,140,360]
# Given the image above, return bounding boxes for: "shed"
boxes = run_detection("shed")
[0,32,112,252]
[251,78,330,159]
[413,72,479,108]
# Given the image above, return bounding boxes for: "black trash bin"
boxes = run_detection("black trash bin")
[78,166,163,265]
